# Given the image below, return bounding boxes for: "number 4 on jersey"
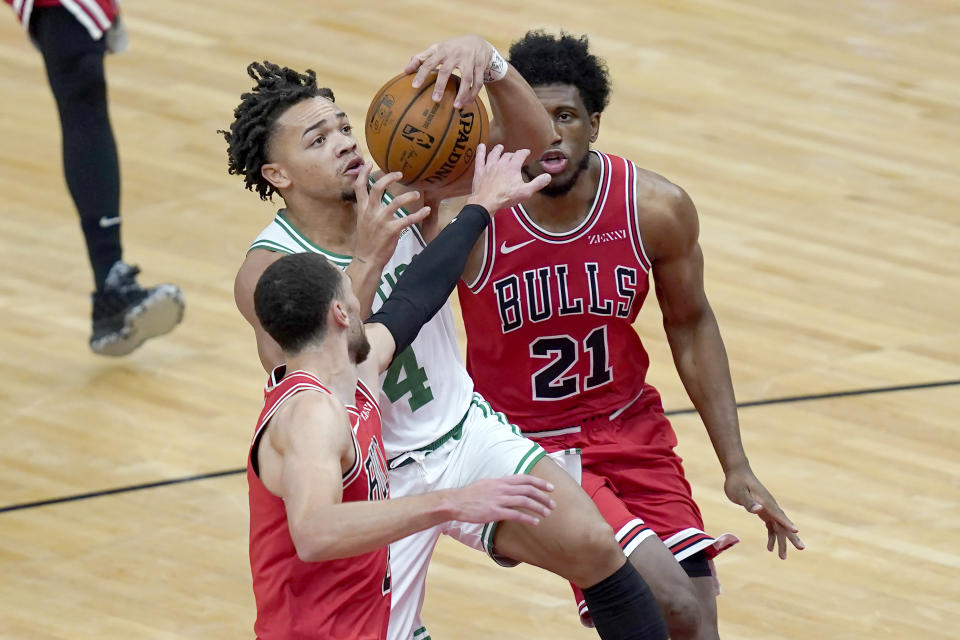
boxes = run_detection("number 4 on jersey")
[382,346,434,411]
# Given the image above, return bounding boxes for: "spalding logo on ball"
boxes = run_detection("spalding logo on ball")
[365,72,489,190]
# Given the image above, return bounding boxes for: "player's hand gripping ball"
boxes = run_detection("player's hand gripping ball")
[365,72,490,190]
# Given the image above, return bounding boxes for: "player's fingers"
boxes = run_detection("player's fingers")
[508,484,557,512]
[497,509,541,527]
[777,529,788,560]
[502,495,552,518]
[768,504,799,533]
[398,206,431,228]
[409,46,438,83]
[521,173,552,197]
[383,189,420,214]
[353,162,373,207]
[433,63,455,102]
[369,171,403,205]
[506,474,554,492]
[786,529,805,551]
[509,148,532,168]
[473,57,487,99]
[413,53,441,89]
[485,143,505,166]
[453,58,484,109]
[471,142,487,187]
[454,60,477,109]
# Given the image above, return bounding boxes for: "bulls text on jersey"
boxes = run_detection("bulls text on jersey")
[493,263,640,333]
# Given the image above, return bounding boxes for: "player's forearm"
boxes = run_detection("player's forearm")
[290,490,457,562]
[345,257,383,320]
[486,65,553,158]
[665,308,750,474]
[368,204,490,358]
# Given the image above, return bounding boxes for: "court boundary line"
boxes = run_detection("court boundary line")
[1,378,957,514]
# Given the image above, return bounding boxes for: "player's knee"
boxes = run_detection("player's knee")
[49,51,106,108]
[660,589,702,640]
[566,519,623,585]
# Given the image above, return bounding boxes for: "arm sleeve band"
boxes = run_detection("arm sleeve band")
[367,204,490,357]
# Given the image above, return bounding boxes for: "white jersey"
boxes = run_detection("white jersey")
[249,204,475,459]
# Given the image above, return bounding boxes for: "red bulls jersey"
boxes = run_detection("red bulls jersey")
[458,151,653,433]
[248,366,391,640]
[5,0,118,39]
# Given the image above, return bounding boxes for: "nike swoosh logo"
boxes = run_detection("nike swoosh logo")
[500,239,535,255]
[99,216,122,228]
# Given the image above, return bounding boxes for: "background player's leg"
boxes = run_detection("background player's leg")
[33,7,122,290]
[30,7,184,356]
[689,576,720,640]
[582,474,702,639]
[493,458,666,639]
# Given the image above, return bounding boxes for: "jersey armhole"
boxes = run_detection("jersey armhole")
[626,161,652,273]
[341,424,364,488]
[463,224,495,292]
[355,379,382,418]
[248,240,294,255]
[250,420,270,478]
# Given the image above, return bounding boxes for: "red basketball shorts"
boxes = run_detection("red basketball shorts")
[524,384,737,626]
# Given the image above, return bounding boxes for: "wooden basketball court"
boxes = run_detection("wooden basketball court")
[0,0,957,637]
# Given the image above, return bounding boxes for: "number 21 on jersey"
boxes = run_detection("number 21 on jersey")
[530,326,613,400]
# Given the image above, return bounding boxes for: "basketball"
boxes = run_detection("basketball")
[365,72,490,190]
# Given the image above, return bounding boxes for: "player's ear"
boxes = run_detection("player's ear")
[262,162,292,191]
[589,112,601,144]
[330,299,350,329]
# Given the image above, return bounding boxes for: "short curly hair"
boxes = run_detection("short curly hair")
[508,31,611,114]
[220,61,335,200]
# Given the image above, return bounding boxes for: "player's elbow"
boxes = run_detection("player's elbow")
[290,526,338,563]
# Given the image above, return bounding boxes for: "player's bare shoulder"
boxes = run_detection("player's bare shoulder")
[633,166,699,262]
[235,249,284,317]
[258,388,354,493]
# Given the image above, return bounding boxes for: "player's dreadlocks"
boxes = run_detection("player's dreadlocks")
[508,31,611,115]
[220,61,335,200]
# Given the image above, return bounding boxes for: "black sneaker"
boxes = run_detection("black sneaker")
[90,261,185,356]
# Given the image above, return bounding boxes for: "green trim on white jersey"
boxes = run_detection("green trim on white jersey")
[412,626,431,640]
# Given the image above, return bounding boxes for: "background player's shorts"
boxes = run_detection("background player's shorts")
[386,392,545,640]
[526,384,737,627]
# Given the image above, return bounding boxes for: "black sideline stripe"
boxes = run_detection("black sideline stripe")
[664,379,959,416]
[0,468,243,514]
[1,379,957,514]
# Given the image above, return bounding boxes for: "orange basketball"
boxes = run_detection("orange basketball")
[365,72,490,190]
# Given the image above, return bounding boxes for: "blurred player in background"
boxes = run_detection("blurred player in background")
[3,0,184,355]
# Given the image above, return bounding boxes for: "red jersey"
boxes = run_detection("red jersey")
[5,0,118,40]
[458,151,653,433]
[248,366,391,640]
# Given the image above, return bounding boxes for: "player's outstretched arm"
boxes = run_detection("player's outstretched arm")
[258,393,554,562]
[647,181,804,559]
[297,474,555,563]
[362,144,550,379]
[348,163,430,318]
